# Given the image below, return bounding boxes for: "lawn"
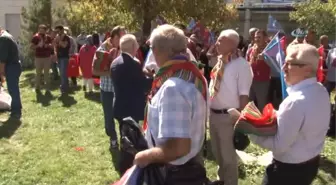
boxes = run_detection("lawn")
[0,70,335,185]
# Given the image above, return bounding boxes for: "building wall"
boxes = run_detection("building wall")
[0,0,62,39]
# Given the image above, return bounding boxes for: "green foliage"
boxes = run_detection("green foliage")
[289,0,336,36]
[53,0,137,36]
[60,0,238,37]
[20,0,52,68]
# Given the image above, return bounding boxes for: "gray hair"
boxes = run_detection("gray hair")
[286,44,319,76]
[219,29,240,48]
[120,34,138,53]
[149,24,187,58]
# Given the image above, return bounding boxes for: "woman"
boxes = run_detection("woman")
[79,35,97,92]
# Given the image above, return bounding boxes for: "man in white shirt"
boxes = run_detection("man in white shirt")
[209,29,253,185]
[249,44,330,185]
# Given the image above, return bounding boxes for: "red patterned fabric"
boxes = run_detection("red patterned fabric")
[67,54,80,77]
[317,46,326,83]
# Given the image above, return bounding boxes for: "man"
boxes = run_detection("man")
[209,29,253,185]
[325,47,336,95]
[48,29,59,80]
[54,25,71,94]
[288,28,307,47]
[94,26,125,150]
[133,25,209,184]
[111,33,151,132]
[31,24,53,93]
[305,29,317,46]
[111,34,151,173]
[249,44,330,185]
[247,30,270,111]
[0,28,22,119]
[317,35,330,83]
[246,27,258,53]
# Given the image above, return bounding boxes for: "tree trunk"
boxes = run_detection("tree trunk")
[142,15,152,37]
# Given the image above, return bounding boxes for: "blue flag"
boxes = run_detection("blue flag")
[187,18,196,31]
[267,15,283,33]
[263,32,288,99]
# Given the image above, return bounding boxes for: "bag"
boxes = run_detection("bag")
[233,131,250,151]
[92,48,118,75]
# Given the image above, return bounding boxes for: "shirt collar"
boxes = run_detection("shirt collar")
[286,77,317,94]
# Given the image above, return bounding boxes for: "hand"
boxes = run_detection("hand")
[257,53,264,60]
[133,150,151,168]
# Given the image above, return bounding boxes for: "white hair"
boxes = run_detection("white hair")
[249,28,258,34]
[219,29,240,47]
[149,24,187,58]
[120,34,138,53]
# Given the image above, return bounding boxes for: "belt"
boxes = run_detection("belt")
[274,155,320,166]
[211,108,228,114]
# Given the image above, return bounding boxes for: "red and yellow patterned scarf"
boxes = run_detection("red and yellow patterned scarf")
[143,55,207,130]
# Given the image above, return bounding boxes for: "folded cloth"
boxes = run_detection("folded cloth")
[234,102,277,136]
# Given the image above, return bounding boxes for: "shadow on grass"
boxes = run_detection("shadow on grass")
[84,92,101,103]
[36,90,56,107]
[319,156,336,179]
[0,118,22,139]
[58,93,77,107]
[110,149,121,176]
[21,72,61,91]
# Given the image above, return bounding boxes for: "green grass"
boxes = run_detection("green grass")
[0,70,335,185]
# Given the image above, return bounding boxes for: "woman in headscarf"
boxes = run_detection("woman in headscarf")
[79,35,97,93]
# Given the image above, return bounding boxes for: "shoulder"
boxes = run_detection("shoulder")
[232,57,250,67]
[160,78,201,100]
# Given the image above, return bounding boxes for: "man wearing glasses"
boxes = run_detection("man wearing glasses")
[248,44,330,185]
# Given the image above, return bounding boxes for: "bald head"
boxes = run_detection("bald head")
[120,34,139,56]
[219,29,240,48]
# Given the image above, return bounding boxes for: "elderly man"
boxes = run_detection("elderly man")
[133,25,209,184]
[246,27,258,52]
[209,29,253,185]
[0,28,22,120]
[111,34,151,173]
[249,44,330,185]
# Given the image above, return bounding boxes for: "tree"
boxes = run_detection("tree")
[60,0,238,37]
[54,0,136,36]
[289,0,336,36]
[117,0,238,36]
[20,0,52,68]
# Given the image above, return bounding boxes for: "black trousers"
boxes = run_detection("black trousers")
[268,77,282,109]
[262,156,320,185]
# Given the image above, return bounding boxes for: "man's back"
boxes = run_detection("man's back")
[0,31,19,65]
[111,53,150,121]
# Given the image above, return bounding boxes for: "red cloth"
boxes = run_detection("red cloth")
[317,46,326,83]
[136,49,144,65]
[31,33,53,58]
[79,45,97,78]
[67,54,80,77]
[280,36,287,55]
[247,47,271,81]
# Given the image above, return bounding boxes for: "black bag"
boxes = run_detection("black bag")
[233,131,250,151]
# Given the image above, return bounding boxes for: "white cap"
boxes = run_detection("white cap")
[286,44,319,70]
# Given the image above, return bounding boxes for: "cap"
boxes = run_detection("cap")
[286,44,319,70]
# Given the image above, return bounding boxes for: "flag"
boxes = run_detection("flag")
[187,18,196,31]
[263,32,288,99]
[112,165,143,185]
[267,15,283,33]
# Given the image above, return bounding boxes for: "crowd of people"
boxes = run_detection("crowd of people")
[0,21,335,185]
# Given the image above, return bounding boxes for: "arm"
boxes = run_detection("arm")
[249,100,304,154]
[238,62,253,110]
[31,36,39,50]
[0,37,9,76]
[134,84,192,165]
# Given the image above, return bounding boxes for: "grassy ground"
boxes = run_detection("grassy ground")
[0,70,335,185]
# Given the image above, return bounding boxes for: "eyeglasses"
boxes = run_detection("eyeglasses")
[284,60,307,68]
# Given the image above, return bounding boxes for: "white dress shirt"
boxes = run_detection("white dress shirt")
[250,78,330,163]
[210,57,253,109]
[144,48,197,73]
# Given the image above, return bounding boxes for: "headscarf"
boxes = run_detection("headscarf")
[86,35,93,46]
